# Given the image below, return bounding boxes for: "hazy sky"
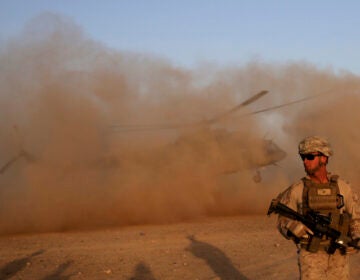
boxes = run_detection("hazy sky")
[1,0,360,74]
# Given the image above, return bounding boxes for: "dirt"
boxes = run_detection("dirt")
[0,215,359,280]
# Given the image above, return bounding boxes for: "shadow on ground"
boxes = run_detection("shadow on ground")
[129,262,157,280]
[41,260,75,280]
[0,249,45,279]
[186,235,249,280]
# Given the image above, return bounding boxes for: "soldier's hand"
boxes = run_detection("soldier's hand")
[346,246,358,255]
[285,220,314,239]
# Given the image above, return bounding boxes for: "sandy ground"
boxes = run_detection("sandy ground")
[0,215,358,280]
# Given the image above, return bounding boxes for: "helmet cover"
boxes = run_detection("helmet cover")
[298,136,333,157]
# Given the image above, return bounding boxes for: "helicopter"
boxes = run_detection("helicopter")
[109,90,287,182]
[1,90,317,182]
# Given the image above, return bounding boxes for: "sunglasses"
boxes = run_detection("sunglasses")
[300,153,321,161]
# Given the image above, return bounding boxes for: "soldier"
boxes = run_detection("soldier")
[275,136,360,279]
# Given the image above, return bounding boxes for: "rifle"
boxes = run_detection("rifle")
[267,198,360,254]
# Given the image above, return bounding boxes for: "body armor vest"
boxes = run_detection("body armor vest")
[301,175,351,253]
[302,175,342,229]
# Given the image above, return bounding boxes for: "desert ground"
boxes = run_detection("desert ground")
[0,215,359,280]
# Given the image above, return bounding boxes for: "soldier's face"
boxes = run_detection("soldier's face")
[300,153,326,175]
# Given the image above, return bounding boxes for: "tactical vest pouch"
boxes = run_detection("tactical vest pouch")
[308,185,338,210]
[307,235,322,253]
[339,212,351,236]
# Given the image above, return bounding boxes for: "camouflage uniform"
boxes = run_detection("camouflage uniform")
[276,136,360,280]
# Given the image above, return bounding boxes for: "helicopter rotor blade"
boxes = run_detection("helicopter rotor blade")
[0,153,23,174]
[241,90,328,117]
[111,90,269,132]
[205,90,268,124]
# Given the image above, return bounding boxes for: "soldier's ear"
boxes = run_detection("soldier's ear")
[320,155,328,165]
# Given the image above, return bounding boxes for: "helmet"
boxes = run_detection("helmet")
[298,136,333,157]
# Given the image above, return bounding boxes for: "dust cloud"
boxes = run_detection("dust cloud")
[1,13,360,234]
